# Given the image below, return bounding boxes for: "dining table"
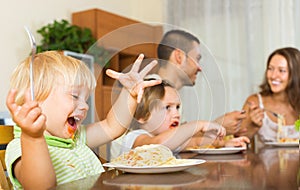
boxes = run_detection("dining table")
[51,145,299,190]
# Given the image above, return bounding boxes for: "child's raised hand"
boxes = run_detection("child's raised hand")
[106,54,161,103]
[6,89,46,138]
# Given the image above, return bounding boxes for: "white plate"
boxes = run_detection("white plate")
[187,147,246,155]
[265,142,298,147]
[103,159,205,174]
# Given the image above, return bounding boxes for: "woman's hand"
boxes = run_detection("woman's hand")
[106,54,161,103]
[6,89,46,138]
[247,101,264,127]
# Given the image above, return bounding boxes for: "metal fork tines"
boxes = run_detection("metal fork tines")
[24,26,37,101]
[246,101,281,119]
[264,109,281,118]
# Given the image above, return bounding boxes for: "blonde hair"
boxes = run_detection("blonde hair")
[10,51,96,105]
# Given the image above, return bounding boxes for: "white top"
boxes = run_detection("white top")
[256,93,298,143]
[110,129,182,161]
[110,129,150,160]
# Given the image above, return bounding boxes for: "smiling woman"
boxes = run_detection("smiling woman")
[237,47,300,146]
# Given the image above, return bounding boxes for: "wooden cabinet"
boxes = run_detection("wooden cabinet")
[72,9,162,120]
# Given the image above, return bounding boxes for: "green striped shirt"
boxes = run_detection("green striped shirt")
[5,126,104,189]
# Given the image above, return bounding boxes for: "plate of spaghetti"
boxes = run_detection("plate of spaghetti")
[104,144,205,173]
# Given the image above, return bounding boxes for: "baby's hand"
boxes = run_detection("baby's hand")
[6,89,46,138]
[225,136,250,147]
[106,54,161,103]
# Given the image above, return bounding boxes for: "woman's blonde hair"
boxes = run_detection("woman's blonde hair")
[10,51,96,105]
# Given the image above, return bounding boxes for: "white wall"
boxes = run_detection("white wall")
[164,0,300,121]
[0,0,164,112]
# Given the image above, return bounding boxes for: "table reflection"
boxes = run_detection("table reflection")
[52,147,299,190]
[257,147,299,189]
[188,147,299,189]
[102,171,205,189]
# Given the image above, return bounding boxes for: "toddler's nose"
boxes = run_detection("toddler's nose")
[78,100,89,111]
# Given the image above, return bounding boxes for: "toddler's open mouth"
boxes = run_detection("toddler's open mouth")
[67,117,79,138]
[169,121,179,128]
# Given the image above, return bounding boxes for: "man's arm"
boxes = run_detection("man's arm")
[214,110,246,135]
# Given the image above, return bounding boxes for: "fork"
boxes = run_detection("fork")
[24,26,37,101]
[264,109,281,118]
[246,101,280,118]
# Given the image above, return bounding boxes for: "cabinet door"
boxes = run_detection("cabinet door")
[72,8,162,120]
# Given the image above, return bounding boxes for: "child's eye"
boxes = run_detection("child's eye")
[176,105,181,110]
[165,105,171,110]
[72,94,79,99]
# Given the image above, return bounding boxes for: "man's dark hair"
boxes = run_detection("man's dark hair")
[157,30,200,60]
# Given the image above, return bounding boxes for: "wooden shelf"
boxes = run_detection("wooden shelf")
[72,8,162,120]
